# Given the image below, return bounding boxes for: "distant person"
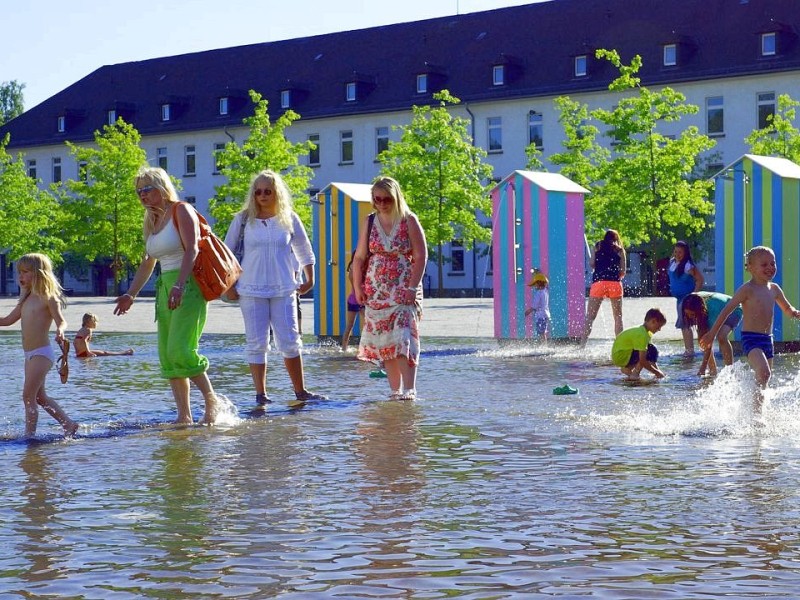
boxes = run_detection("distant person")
[0,253,78,438]
[524,270,550,341]
[700,246,800,415]
[668,241,705,356]
[74,313,134,358]
[681,292,741,377]
[580,229,626,346]
[341,251,365,352]
[611,307,667,380]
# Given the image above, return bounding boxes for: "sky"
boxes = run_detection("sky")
[5,0,549,111]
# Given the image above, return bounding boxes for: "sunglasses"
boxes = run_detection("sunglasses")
[254,188,274,197]
[373,195,393,205]
[136,185,156,195]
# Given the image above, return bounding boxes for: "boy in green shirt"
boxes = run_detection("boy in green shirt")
[611,308,667,379]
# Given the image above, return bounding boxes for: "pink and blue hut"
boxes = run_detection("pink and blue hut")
[713,154,800,347]
[491,170,589,341]
[312,182,374,340]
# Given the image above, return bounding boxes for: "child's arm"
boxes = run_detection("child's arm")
[524,307,533,317]
[774,284,800,319]
[640,353,665,378]
[48,297,67,345]
[700,287,745,350]
[0,302,23,327]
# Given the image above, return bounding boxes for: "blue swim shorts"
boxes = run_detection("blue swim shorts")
[741,331,774,360]
[626,343,659,367]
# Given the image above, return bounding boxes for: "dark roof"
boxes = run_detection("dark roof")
[4,0,799,148]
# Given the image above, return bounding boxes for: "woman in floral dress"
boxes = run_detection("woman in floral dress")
[352,177,427,401]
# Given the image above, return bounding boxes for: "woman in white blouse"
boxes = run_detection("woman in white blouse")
[224,170,326,407]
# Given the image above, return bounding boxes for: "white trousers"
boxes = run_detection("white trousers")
[239,294,302,363]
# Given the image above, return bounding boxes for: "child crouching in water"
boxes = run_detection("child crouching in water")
[74,313,134,358]
[681,292,742,377]
[611,308,667,380]
[0,253,78,438]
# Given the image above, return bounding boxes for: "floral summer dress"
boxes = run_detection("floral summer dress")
[358,215,422,366]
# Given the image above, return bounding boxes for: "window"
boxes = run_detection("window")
[487,117,503,152]
[157,147,168,170]
[184,145,196,176]
[450,241,465,273]
[762,32,776,56]
[757,92,776,129]
[213,143,225,173]
[528,111,543,149]
[706,96,724,135]
[663,44,677,66]
[340,130,353,164]
[161,103,171,121]
[574,55,587,77]
[219,97,229,115]
[27,159,36,179]
[57,116,65,133]
[345,82,357,102]
[78,160,88,182]
[416,74,428,94]
[281,90,290,109]
[492,65,505,86]
[107,110,117,125]
[52,157,62,183]
[375,126,389,157]
[308,134,320,167]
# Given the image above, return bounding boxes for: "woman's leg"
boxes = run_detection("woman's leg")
[341,309,356,351]
[717,325,734,365]
[581,297,603,345]
[168,377,193,424]
[190,372,218,424]
[610,297,624,337]
[382,357,403,397]
[682,327,695,354]
[240,295,271,395]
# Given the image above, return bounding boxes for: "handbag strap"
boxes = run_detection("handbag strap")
[170,201,210,250]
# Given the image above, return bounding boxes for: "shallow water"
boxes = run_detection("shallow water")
[2,330,800,598]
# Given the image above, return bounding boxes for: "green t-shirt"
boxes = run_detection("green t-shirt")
[611,324,653,367]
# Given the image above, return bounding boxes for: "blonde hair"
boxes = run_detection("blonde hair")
[371,176,410,223]
[82,312,98,327]
[16,253,66,308]
[135,166,181,238]
[242,170,294,230]
[745,245,774,265]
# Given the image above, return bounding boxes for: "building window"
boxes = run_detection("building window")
[308,134,320,167]
[492,65,505,86]
[416,74,428,94]
[184,145,196,176]
[57,116,65,133]
[107,110,117,125]
[450,241,465,273]
[281,90,290,109]
[663,44,677,66]
[762,32,776,56]
[345,82,357,102]
[78,160,88,182]
[27,159,36,179]
[340,130,353,164]
[52,157,62,183]
[375,126,389,157]
[219,97,229,115]
[213,143,225,173]
[574,55,587,77]
[487,117,503,152]
[528,111,543,149]
[161,104,171,122]
[157,147,168,170]
[706,96,724,136]
[757,92,776,129]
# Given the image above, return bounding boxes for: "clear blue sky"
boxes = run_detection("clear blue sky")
[5,0,547,111]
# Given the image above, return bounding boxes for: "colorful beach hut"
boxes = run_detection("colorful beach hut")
[491,170,589,341]
[713,154,800,347]
[312,182,374,340]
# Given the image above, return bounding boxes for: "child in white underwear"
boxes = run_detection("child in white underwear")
[0,253,78,438]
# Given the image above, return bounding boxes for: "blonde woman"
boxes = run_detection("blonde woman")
[114,166,219,425]
[223,169,326,407]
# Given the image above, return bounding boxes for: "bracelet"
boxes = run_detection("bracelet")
[406,287,417,292]
[172,284,185,292]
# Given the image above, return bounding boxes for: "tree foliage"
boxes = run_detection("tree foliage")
[209,90,314,236]
[0,134,63,262]
[0,80,25,126]
[378,90,494,293]
[745,93,800,163]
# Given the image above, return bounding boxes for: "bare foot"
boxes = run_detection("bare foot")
[200,398,218,426]
[124,349,134,355]
[174,417,194,426]
[63,420,79,437]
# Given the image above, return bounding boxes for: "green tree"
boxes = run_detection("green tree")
[745,93,800,163]
[0,134,63,262]
[209,90,314,236]
[0,80,25,126]
[58,119,148,293]
[378,90,494,295]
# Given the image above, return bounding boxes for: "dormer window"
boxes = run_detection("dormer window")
[161,103,171,122]
[762,32,776,56]
[492,65,505,86]
[107,110,117,125]
[219,97,229,115]
[574,55,587,77]
[345,82,357,102]
[663,44,677,66]
[57,116,65,133]
[281,90,291,109]
[416,74,428,94]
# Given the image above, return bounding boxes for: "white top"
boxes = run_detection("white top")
[224,211,315,298]
[146,220,183,271]
[531,287,550,319]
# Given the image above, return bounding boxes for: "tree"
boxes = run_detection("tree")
[745,94,800,163]
[0,80,25,126]
[209,90,315,236]
[59,119,148,293]
[0,134,64,263]
[378,90,494,295]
